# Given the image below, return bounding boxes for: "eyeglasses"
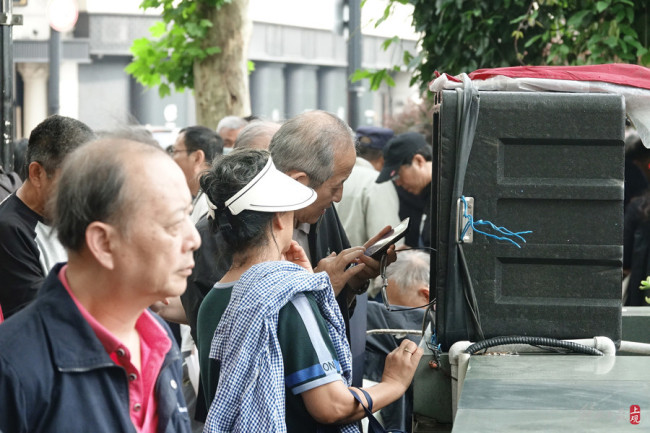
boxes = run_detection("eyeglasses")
[380,254,392,310]
[167,146,189,156]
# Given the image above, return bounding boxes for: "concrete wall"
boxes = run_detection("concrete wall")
[77,57,131,130]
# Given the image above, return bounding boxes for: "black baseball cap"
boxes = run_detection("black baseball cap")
[356,126,394,150]
[376,132,428,183]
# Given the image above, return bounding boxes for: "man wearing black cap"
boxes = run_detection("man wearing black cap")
[376,132,433,248]
[336,126,401,247]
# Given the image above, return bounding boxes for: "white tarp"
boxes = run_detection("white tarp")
[430,73,650,148]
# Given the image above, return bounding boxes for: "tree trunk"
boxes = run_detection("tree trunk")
[194,0,251,129]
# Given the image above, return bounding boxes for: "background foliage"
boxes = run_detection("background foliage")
[357,0,649,91]
[125,0,226,97]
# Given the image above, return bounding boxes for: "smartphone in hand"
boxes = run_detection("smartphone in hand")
[364,217,410,260]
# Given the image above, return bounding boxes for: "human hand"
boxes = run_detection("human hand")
[348,226,398,284]
[381,339,423,394]
[283,240,313,273]
[149,300,168,312]
[149,296,188,324]
[314,247,366,295]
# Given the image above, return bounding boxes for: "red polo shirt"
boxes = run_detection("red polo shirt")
[59,265,172,433]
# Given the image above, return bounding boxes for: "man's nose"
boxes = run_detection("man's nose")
[332,186,344,203]
[185,222,201,252]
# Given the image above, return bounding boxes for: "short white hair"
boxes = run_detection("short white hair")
[217,116,248,134]
[234,121,281,150]
[387,250,430,296]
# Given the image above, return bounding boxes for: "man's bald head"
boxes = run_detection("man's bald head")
[52,139,167,252]
[234,121,281,150]
[268,110,357,224]
[269,110,355,189]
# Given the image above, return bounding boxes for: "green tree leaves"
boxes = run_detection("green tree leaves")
[126,0,228,97]
[362,0,649,91]
[351,68,397,90]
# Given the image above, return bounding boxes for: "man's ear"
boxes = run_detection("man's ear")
[85,222,117,270]
[27,162,46,187]
[192,149,206,166]
[417,286,430,304]
[372,155,385,171]
[286,170,310,186]
[412,154,426,167]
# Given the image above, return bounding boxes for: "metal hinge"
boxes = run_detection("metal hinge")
[0,13,22,26]
[456,196,474,244]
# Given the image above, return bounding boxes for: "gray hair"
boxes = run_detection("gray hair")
[234,121,281,150]
[27,115,96,176]
[52,139,165,252]
[216,116,249,134]
[386,250,430,296]
[269,110,355,188]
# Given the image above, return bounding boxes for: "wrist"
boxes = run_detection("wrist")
[348,277,369,295]
[379,376,409,395]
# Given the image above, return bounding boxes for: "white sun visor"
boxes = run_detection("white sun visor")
[224,157,317,215]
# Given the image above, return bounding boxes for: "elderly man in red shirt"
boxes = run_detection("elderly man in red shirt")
[0,138,200,433]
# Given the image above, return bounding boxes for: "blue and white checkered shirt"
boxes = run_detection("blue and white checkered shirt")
[204,261,359,433]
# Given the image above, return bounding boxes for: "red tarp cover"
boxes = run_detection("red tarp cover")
[431,64,650,147]
[440,64,650,90]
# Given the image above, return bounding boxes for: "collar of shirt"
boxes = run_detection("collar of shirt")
[293,222,312,261]
[58,264,171,433]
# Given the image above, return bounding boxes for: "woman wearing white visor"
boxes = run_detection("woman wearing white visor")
[198,149,422,433]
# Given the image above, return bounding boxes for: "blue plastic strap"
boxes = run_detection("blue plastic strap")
[459,196,532,248]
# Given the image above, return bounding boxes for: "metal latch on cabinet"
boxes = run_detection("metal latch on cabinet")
[0,14,22,26]
[456,196,474,244]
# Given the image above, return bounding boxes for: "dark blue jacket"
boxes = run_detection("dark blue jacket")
[0,263,192,433]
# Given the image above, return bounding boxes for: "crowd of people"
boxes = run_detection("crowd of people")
[0,111,434,433]
[2,104,643,432]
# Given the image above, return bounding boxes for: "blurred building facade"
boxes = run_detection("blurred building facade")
[12,0,419,142]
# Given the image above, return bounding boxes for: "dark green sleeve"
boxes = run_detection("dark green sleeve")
[278,293,343,395]
[196,285,232,410]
